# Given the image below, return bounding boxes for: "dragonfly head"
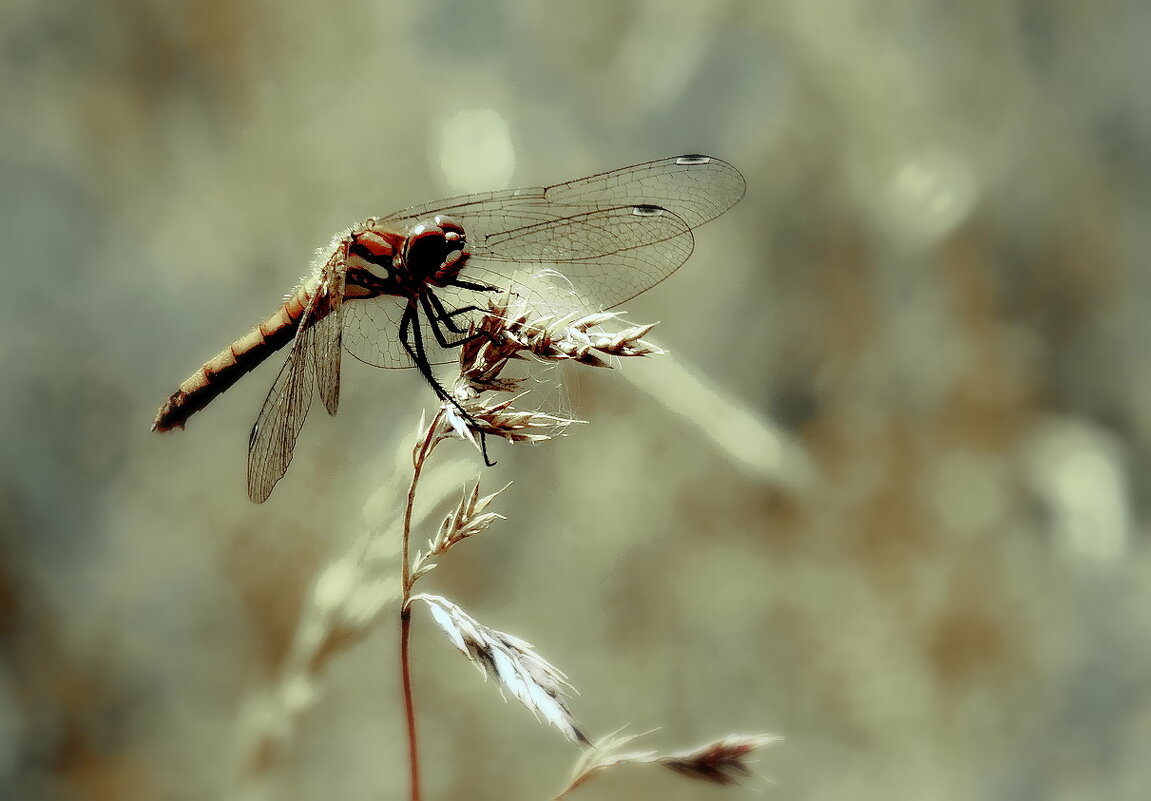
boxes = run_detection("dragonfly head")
[403,215,470,287]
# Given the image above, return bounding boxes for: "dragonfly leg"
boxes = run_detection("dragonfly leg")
[421,292,490,349]
[399,302,446,398]
[401,301,495,467]
[425,291,507,359]
[425,291,479,335]
[448,277,502,294]
[425,294,497,347]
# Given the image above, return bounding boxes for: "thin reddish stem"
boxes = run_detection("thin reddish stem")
[400,605,420,801]
[399,410,444,801]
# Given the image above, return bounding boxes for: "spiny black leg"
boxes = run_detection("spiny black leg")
[399,303,442,398]
[398,300,415,361]
[425,291,479,336]
[402,299,495,467]
[421,292,490,350]
[410,300,495,467]
[425,291,504,356]
[449,278,502,293]
[400,302,451,402]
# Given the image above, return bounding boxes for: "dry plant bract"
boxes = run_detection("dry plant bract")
[416,593,587,745]
[555,730,783,799]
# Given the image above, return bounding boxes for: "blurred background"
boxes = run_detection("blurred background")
[2,0,1150,799]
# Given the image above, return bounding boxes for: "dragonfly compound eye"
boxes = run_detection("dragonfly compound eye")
[404,220,470,286]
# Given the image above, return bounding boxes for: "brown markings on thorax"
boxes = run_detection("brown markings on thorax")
[343,224,413,299]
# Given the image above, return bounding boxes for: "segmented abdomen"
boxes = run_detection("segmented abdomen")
[152,280,320,432]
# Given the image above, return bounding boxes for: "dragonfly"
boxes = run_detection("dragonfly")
[153,154,745,502]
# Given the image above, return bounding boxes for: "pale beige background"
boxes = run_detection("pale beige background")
[2,1,1149,799]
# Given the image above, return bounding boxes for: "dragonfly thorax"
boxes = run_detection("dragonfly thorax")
[345,215,470,298]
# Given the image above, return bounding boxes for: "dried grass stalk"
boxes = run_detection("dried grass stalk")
[411,480,510,580]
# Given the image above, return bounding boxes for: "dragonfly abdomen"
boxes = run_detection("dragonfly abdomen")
[152,282,318,432]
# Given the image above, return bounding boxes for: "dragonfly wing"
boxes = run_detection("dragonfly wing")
[247,314,316,503]
[378,187,539,226]
[440,218,694,318]
[378,155,744,236]
[455,204,694,312]
[311,265,346,416]
[470,203,693,263]
[342,293,428,369]
[539,154,745,229]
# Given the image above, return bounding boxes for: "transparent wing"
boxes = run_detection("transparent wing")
[310,265,345,415]
[342,294,420,369]
[379,154,745,240]
[247,254,348,502]
[457,205,695,312]
[433,228,694,335]
[247,325,315,503]
[537,154,745,229]
[341,206,694,369]
[472,203,692,263]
